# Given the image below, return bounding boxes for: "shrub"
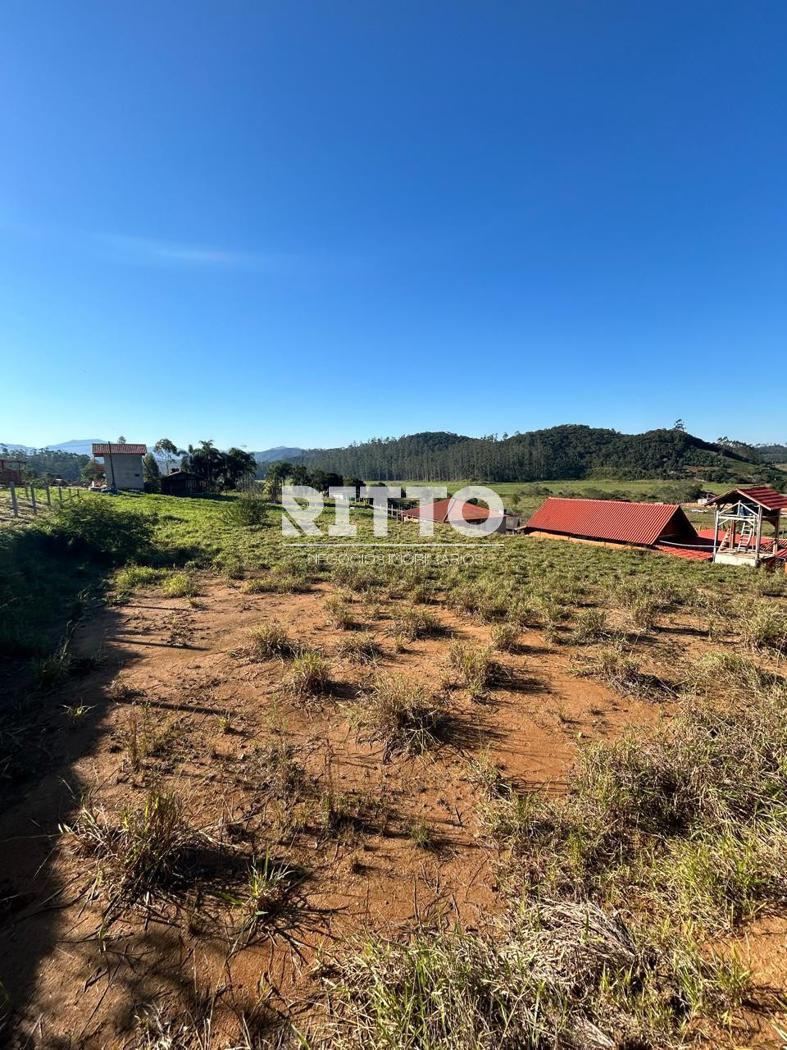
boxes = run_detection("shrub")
[39,499,154,564]
[224,493,268,527]
[114,565,162,597]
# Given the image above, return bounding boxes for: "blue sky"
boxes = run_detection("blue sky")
[2,1,786,449]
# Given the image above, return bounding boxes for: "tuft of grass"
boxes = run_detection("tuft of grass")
[338,632,384,664]
[573,644,657,698]
[408,819,436,851]
[253,740,312,804]
[62,791,195,921]
[352,674,449,761]
[447,641,500,699]
[739,605,787,655]
[490,622,519,652]
[325,594,356,630]
[571,607,609,644]
[284,649,331,701]
[161,571,200,598]
[392,606,443,641]
[248,621,297,660]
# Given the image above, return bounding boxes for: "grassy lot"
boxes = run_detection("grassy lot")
[2,489,787,1046]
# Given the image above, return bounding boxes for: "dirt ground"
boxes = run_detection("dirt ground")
[0,578,784,1047]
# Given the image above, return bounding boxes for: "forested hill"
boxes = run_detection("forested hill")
[294,426,783,484]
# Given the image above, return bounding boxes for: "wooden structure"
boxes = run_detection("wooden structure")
[709,486,787,567]
[0,457,24,484]
[160,469,203,497]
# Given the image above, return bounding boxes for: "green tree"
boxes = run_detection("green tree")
[143,452,161,491]
[154,437,182,474]
[221,448,256,489]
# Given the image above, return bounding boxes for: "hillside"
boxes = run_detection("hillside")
[293,425,784,485]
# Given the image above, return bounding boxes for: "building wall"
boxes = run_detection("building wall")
[103,454,144,490]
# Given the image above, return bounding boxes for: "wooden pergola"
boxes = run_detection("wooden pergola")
[709,486,787,567]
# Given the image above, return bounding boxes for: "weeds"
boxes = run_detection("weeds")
[447,641,501,699]
[325,594,356,630]
[338,632,383,664]
[248,622,297,660]
[352,674,450,761]
[63,791,195,920]
[284,650,331,701]
[392,606,443,641]
[490,622,519,652]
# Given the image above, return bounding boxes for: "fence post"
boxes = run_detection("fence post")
[45,484,51,508]
[31,487,37,515]
[10,483,18,517]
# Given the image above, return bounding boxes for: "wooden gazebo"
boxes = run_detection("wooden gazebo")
[709,486,787,567]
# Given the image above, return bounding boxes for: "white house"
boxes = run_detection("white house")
[92,442,147,491]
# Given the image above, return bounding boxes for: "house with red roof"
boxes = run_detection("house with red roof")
[91,442,147,491]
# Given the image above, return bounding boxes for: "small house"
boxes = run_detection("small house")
[160,470,203,497]
[0,458,24,485]
[91,443,147,491]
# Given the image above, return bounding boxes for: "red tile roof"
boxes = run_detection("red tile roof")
[524,497,696,546]
[709,486,787,511]
[402,496,502,524]
[92,443,147,456]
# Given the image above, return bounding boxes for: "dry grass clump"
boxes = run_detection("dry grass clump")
[571,607,609,644]
[284,649,331,700]
[323,898,745,1049]
[392,606,443,641]
[62,791,195,920]
[482,676,787,930]
[124,704,178,770]
[248,622,298,660]
[325,594,356,630]
[466,753,511,799]
[338,632,384,664]
[253,741,312,804]
[352,674,450,761]
[739,604,787,655]
[244,561,311,595]
[573,644,659,698]
[490,622,519,652]
[447,641,501,699]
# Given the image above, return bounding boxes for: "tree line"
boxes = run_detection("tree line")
[288,425,781,485]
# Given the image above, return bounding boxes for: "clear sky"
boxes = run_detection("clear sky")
[2,1,786,450]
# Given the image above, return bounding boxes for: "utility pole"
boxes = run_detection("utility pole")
[107,442,117,489]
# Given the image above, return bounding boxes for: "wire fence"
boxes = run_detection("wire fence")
[0,482,83,524]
